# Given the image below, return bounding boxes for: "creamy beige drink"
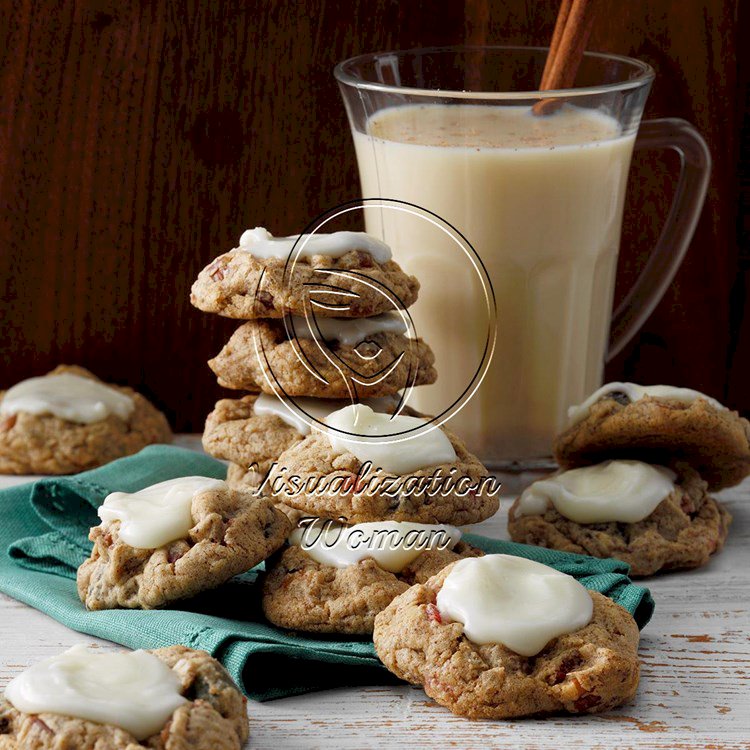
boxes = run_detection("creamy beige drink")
[353,104,635,460]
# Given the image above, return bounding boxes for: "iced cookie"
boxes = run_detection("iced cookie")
[77,477,290,610]
[191,227,419,319]
[0,365,171,475]
[208,314,436,399]
[268,404,500,525]
[373,555,640,719]
[0,644,248,749]
[508,461,731,576]
[204,392,418,477]
[555,382,750,490]
[261,519,483,635]
[203,394,307,476]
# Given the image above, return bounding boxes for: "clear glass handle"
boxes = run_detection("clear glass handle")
[607,118,711,360]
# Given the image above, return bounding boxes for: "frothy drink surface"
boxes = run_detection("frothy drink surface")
[354,104,634,460]
[367,104,620,148]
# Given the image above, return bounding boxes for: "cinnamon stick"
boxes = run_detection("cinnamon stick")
[534,0,596,115]
[539,0,573,90]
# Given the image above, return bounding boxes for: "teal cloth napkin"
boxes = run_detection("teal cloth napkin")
[0,445,654,701]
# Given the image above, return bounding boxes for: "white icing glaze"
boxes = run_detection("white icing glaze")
[288,312,408,347]
[567,382,726,425]
[0,373,135,425]
[253,394,340,435]
[436,555,594,656]
[253,393,401,436]
[238,226,392,264]
[290,519,462,573]
[4,645,187,740]
[515,460,676,524]
[325,404,457,473]
[98,477,226,549]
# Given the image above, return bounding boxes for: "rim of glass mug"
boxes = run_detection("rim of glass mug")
[334,45,655,99]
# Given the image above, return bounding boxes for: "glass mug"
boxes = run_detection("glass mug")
[335,46,710,468]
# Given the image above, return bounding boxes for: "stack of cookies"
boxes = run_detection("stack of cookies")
[258,402,499,634]
[190,227,501,634]
[508,382,750,575]
[191,227,436,490]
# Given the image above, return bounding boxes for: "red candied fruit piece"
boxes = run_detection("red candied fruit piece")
[208,261,225,281]
[680,494,697,514]
[341,474,368,495]
[31,718,53,734]
[425,603,442,623]
[0,415,17,432]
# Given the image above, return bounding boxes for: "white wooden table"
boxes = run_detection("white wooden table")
[1,437,748,749]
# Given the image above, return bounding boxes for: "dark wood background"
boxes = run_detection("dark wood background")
[0,0,746,430]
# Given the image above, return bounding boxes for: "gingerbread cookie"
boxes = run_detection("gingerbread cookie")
[0,365,171,475]
[0,645,248,749]
[77,477,290,610]
[508,461,731,576]
[208,315,436,399]
[555,382,750,490]
[268,405,499,525]
[374,556,640,718]
[191,227,419,319]
[262,520,483,634]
